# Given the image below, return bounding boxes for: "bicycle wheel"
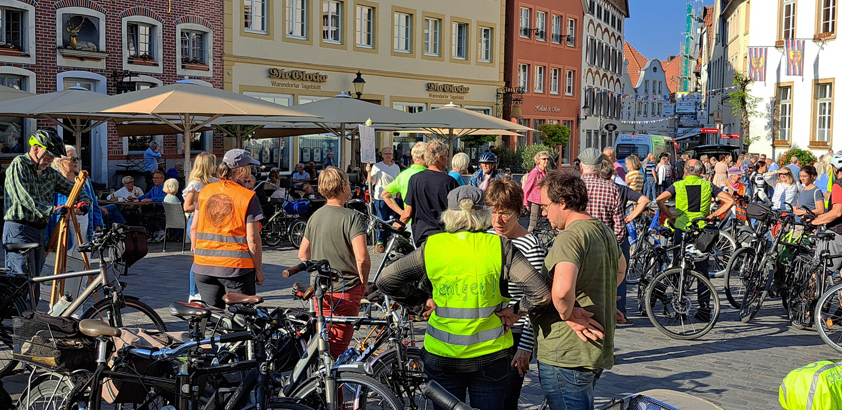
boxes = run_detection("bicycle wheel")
[367,347,427,409]
[644,267,720,340]
[288,219,307,249]
[707,231,736,278]
[262,218,285,247]
[289,371,404,410]
[16,375,76,410]
[816,282,842,354]
[739,255,772,323]
[0,297,26,377]
[626,246,653,285]
[786,255,816,328]
[724,247,756,309]
[81,296,167,331]
[266,401,318,410]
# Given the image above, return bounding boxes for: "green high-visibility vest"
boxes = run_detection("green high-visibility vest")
[780,360,842,410]
[423,231,512,359]
[673,176,712,231]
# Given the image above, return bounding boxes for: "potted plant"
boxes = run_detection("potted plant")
[0,42,23,56]
[129,53,155,65]
[182,57,208,71]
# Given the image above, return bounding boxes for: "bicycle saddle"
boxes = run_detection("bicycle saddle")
[293,282,314,300]
[79,319,122,338]
[168,301,211,319]
[3,243,41,253]
[818,232,836,240]
[222,293,264,305]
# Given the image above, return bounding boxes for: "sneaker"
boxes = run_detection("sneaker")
[153,230,165,242]
[694,311,712,323]
[616,315,634,327]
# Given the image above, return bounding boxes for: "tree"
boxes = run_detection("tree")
[459,134,498,148]
[537,123,570,148]
[728,72,762,150]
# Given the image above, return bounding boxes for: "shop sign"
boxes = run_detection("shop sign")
[426,83,470,93]
[701,128,719,134]
[534,105,560,113]
[604,123,617,132]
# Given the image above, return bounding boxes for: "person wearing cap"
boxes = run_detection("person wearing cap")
[4,128,91,283]
[191,149,264,308]
[377,185,551,410]
[298,166,371,360]
[398,140,458,247]
[720,167,748,223]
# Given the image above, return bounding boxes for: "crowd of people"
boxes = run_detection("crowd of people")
[13,126,842,410]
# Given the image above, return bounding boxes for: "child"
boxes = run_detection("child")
[163,178,182,204]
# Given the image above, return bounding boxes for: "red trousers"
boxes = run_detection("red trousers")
[317,284,364,359]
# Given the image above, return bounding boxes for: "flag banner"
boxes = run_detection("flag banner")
[785,39,805,77]
[749,47,767,81]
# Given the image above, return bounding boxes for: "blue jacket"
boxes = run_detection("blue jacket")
[139,184,166,202]
[47,177,103,248]
[470,169,500,188]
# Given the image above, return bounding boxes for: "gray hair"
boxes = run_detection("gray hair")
[451,152,469,173]
[441,198,491,232]
[684,160,704,176]
[122,176,135,184]
[51,145,78,172]
[581,162,602,174]
[411,142,428,164]
[533,150,551,164]
[423,140,448,166]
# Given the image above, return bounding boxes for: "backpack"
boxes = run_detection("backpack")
[780,360,842,410]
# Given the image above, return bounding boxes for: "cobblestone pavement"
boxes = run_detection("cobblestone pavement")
[6,240,839,409]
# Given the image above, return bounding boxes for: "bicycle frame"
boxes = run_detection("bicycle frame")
[27,266,110,317]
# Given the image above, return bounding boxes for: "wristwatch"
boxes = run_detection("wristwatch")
[511,301,521,315]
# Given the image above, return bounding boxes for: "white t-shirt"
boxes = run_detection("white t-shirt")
[370,162,401,200]
[114,186,143,199]
[182,178,219,205]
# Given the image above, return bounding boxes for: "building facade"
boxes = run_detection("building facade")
[0,0,223,186]
[619,55,671,136]
[579,0,629,153]
[503,0,584,165]
[225,0,505,173]
[745,0,840,158]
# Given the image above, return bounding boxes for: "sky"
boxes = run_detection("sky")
[624,0,714,61]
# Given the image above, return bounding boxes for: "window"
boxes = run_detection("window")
[520,8,530,37]
[596,4,602,20]
[127,23,153,61]
[0,73,25,155]
[286,0,307,38]
[552,15,561,43]
[535,66,545,93]
[0,7,24,51]
[536,11,546,41]
[567,19,576,46]
[565,70,574,96]
[588,1,594,14]
[518,64,529,90]
[820,0,836,34]
[394,12,411,52]
[243,0,266,32]
[815,83,833,142]
[424,17,440,56]
[355,5,373,47]
[322,0,342,43]
[645,80,650,94]
[550,68,559,94]
[781,0,795,40]
[479,27,492,62]
[180,30,205,64]
[617,18,622,32]
[452,22,467,59]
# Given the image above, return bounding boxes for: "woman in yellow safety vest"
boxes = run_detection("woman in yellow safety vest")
[377,186,552,410]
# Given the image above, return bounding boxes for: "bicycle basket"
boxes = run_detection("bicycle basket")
[691,225,720,254]
[13,313,95,372]
[283,200,309,215]
[598,394,681,410]
[746,202,772,221]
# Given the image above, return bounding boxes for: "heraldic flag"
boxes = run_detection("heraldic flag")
[748,47,767,81]
[785,39,805,77]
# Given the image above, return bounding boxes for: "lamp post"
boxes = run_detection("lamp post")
[352,71,366,99]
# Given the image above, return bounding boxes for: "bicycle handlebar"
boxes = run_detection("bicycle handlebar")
[125,331,254,360]
[421,381,476,410]
[371,217,410,238]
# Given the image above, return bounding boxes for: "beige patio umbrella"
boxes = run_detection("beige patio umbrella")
[410,103,533,156]
[0,85,32,102]
[41,79,320,174]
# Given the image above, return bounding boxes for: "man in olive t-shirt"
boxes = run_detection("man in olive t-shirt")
[534,170,625,410]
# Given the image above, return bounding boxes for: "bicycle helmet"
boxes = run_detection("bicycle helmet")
[28,128,66,158]
[830,152,842,171]
[479,152,498,164]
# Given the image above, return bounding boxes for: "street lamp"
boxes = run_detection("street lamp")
[352,71,366,99]
[577,102,590,126]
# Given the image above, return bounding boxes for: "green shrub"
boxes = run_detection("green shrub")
[489,146,523,173]
[520,144,559,170]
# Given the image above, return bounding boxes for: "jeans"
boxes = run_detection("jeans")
[618,237,630,317]
[503,332,528,410]
[193,271,256,309]
[528,202,541,232]
[643,176,656,200]
[3,222,46,306]
[102,204,126,226]
[425,355,510,410]
[673,230,711,313]
[185,213,199,299]
[373,199,399,245]
[538,361,603,410]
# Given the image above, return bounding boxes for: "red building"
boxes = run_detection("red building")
[504,0,584,165]
[0,0,223,187]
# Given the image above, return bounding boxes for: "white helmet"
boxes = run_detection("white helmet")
[830,153,842,171]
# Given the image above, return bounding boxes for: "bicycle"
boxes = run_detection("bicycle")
[0,224,166,377]
[260,196,307,248]
[643,217,721,339]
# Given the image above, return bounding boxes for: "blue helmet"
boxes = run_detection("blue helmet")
[479,152,498,164]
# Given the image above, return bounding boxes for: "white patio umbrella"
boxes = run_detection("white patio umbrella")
[410,103,533,156]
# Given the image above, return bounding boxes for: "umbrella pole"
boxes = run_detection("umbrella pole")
[340,123,346,169]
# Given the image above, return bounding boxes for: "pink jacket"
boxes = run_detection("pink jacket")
[523,166,546,206]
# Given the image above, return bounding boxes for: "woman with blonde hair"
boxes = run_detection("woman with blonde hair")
[765,166,800,211]
[624,154,644,192]
[182,151,218,301]
[377,185,551,410]
[449,152,469,186]
[522,150,552,232]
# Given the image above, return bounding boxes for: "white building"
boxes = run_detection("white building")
[619,55,671,136]
[744,0,841,158]
[579,0,629,151]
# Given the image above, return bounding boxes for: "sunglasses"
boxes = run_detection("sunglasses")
[63,157,79,163]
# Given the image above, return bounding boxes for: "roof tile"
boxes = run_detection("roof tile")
[624,42,648,87]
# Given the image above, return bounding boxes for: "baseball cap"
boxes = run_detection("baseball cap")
[578,148,604,166]
[447,186,485,211]
[222,149,260,168]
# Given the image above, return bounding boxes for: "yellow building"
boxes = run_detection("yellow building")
[224,0,506,173]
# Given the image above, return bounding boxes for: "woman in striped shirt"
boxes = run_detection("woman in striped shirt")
[643,153,658,199]
[486,177,547,410]
[624,154,644,192]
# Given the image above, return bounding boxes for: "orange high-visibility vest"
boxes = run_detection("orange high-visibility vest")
[194,180,256,269]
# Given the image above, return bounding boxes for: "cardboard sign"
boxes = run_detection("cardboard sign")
[359,125,376,164]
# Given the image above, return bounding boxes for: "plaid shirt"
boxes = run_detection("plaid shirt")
[3,154,87,226]
[581,173,625,242]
